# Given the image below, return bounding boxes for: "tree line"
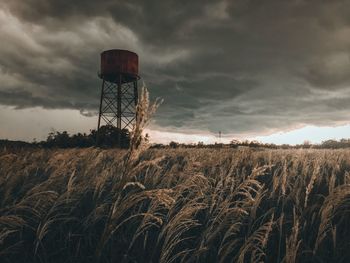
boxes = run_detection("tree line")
[0,125,130,150]
[1,130,350,149]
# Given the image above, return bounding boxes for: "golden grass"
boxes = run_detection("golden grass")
[1,147,350,262]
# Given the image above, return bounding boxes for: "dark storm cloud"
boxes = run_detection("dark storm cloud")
[2,0,350,135]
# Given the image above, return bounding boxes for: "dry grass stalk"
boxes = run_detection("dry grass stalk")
[237,213,275,263]
[304,161,320,208]
[127,86,162,163]
[314,184,350,252]
[283,209,301,263]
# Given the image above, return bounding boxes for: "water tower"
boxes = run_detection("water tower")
[97,49,139,145]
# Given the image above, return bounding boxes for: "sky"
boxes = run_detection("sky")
[1,0,350,144]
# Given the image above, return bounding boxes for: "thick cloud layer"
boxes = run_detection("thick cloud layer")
[1,0,350,136]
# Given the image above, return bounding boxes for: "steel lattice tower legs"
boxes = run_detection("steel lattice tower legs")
[96,75,138,146]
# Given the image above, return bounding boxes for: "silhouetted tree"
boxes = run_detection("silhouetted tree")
[42,125,130,148]
[169,141,179,148]
[96,125,130,148]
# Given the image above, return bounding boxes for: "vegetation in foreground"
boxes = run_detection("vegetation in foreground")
[1,146,350,263]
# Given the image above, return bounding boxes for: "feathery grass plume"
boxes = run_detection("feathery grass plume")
[345,171,350,184]
[304,160,320,208]
[283,208,301,263]
[277,212,285,262]
[156,173,210,263]
[66,169,76,199]
[158,200,207,263]
[250,164,273,179]
[280,160,288,196]
[12,190,59,225]
[96,188,170,259]
[0,215,27,232]
[217,179,265,262]
[250,187,267,223]
[328,170,337,195]
[217,208,249,262]
[34,194,81,257]
[126,85,162,163]
[0,215,28,253]
[117,85,162,197]
[194,183,254,261]
[126,188,175,258]
[237,213,275,263]
[234,178,264,205]
[314,184,350,253]
[133,156,170,187]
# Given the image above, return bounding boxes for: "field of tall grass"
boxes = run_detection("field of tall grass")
[1,146,350,263]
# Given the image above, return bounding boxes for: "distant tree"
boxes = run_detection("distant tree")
[241,140,250,146]
[214,143,224,148]
[169,141,179,148]
[42,125,130,148]
[229,139,240,148]
[96,125,130,148]
[281,144,290,149]
[249,140,260,148]
[320,139,338,149]
[46,131,70,148]
[150,143,165,149]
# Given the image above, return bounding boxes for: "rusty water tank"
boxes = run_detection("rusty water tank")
[99,49,139,83]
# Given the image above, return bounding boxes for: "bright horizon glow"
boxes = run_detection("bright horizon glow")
[252,124,350,145]
[147,125,350,145]
[1,105,350,145]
